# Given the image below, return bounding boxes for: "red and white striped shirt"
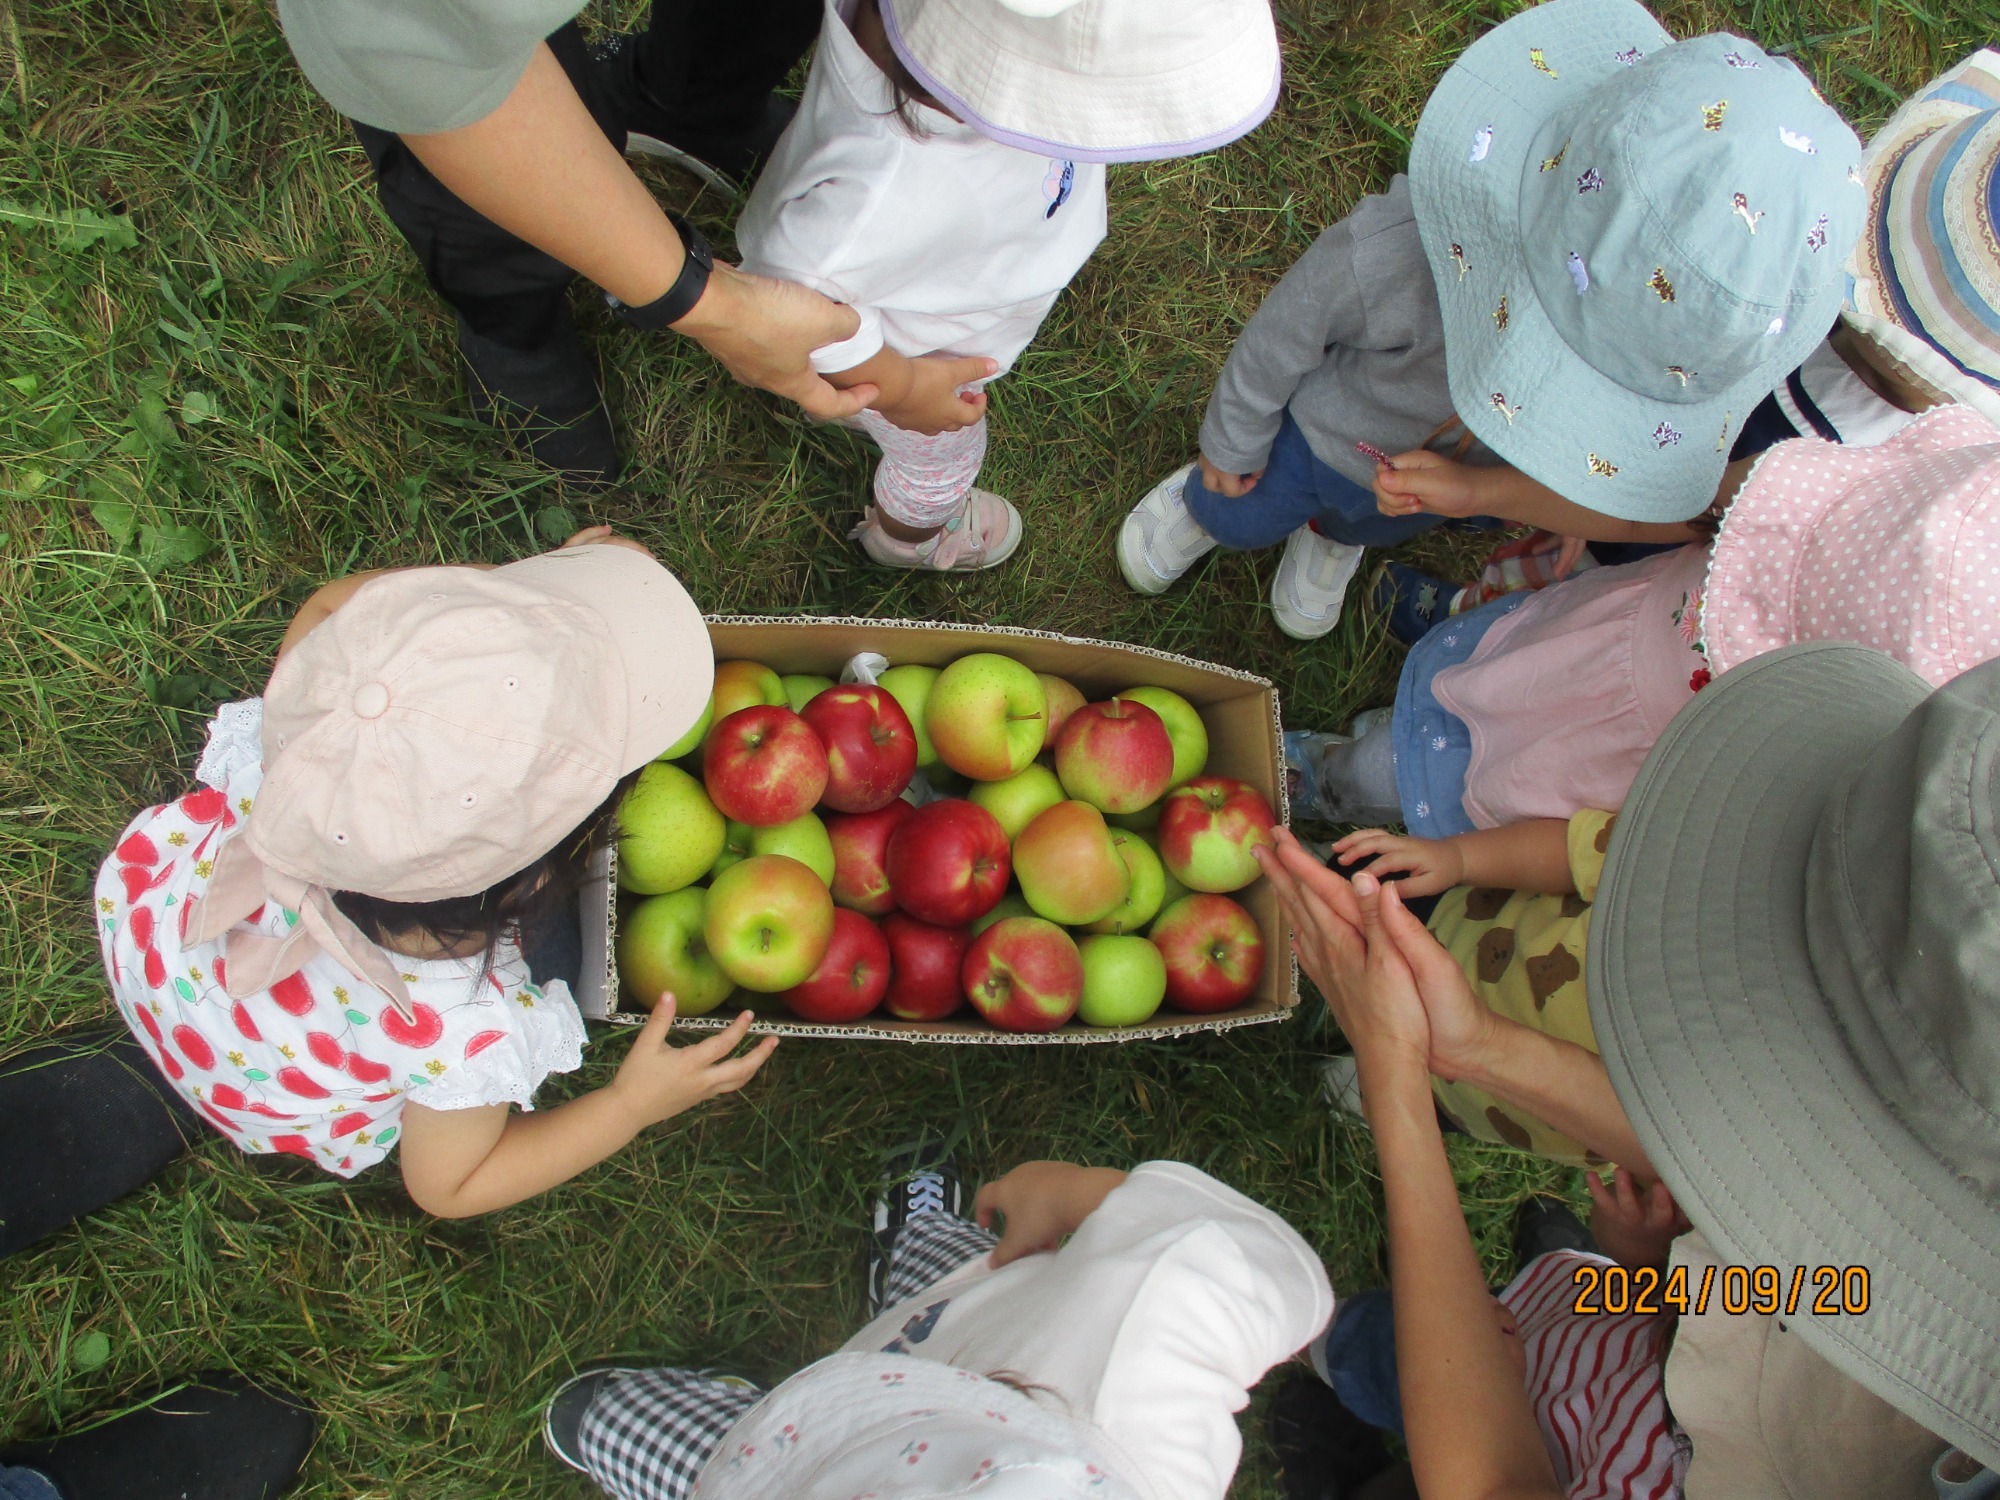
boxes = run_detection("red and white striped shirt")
[1501,1250,1688,1499]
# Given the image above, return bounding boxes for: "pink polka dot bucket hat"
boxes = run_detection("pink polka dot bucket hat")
[1705,403,2000,684]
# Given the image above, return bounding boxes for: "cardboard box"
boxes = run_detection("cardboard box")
[575,616,1296,1044]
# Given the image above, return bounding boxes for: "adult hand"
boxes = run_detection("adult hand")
[675,266,883,421]
[873,354,995,436]
[607,998,779,1129]
[973,1161,1127,1267]
[1331,828,1465,897]
[1198,452,1264,498]
[1585,1167,1690,1272]
[1373,448,1488,519]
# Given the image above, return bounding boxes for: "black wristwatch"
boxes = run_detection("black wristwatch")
[608,211,714,330]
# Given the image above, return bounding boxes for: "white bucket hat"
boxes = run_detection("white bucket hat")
[879,0,1280,163]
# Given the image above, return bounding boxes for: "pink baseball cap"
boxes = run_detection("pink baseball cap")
[1705,404,2000,685]
[189,542,711,1015]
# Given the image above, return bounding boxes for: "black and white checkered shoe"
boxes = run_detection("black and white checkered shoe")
[868,1142,964,1317]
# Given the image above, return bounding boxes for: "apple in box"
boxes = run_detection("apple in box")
[878,664,941,769]
[619,887,734,1016]
[1054,698,1175,815]
[782,908,891,1023]
[1076,933,1167,1027]
[880,913,971,1021]
[926,653,1045,781]
[1085,827,1167,935]
[1157,777,1276,892]
[827,802,912,915]
[1150,893,1264,1013]
[801,684,918,813]
[711,660,787,720]
[703,853,835,992]
[711,811,835,885]
[1013,800,1128,927]
[884,798,1010,927]
[704,705,829,827]
[962,917,1083,1032]
[617,761,726,894]
[967,762,1064,842]
[1036,674,1086,744]
[782,673,835,713]
[1116,686,1208,788]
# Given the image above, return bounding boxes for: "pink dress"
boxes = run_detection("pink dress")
[1431,545,1710,828]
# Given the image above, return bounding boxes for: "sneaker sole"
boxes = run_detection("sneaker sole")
[543,1366,643,1473]
[624,132,732,191]
[1116,510,1176,595]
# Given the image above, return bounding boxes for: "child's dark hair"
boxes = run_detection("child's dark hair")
[333,769,639,964]
[863,0,937,136]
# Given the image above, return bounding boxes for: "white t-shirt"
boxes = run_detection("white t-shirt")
[735,0,1108,376]
[94,699,586,1177]
[694,1163,1332,1500]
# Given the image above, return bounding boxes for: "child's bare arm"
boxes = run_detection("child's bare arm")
[825,346,996,435]
[1335,821,1574,897]
[1372,449,1726,543]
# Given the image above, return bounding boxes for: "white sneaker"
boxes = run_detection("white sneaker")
[1118,464,1218,595]
[1271,525,1364,640]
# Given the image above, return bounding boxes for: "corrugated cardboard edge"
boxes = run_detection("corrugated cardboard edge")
[578,614,1301,1044]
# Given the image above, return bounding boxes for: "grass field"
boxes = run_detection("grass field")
[0,0,1986,1492]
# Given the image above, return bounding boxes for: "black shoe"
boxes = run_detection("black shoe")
[868,1140,963,1317]
[591,33,796,188]
[0,1374,315,1500]
[1512,1194,1598,1268]
[1266,1371,1394,1500]
[458,309,622,487]
[542,1366,642,1474]
[0,1032,198,1258]
[1368,561,1457,647]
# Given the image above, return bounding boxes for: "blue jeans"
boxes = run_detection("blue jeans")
[1183,408,1446,551]
[0,1468,61,1500]
[1312,1288,1404,1435]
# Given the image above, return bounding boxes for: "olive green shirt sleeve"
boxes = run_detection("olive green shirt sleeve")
[276,0,584,135]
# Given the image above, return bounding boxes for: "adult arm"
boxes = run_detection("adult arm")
[399,44,877,420]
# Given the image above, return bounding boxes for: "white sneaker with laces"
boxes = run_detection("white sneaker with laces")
[1271,525,1364,640]
[1118,464,1218,594]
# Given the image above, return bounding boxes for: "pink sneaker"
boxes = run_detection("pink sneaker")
[852,489,1022,571]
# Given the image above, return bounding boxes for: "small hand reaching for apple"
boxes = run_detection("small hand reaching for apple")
[974,1160,1128,1267]
[608,997,779,1128]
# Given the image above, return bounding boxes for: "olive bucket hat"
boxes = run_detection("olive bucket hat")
[1589,641,2000,1468]
[1409,0,1866,523]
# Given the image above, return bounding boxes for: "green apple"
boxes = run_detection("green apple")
[709,811,836,885]
[1076,934,1167,1027]
[782,673,836,713]
[711,660,787,720]
[878,664,941,768]
[968,763,1065,841]
[1151,829,1191,911]
[1117,686,1208,788]
[660,694,714,763]
[970,892,1033,936]
[704,854,836,991]
[927,653,1046,781]
[1086,828,1168,935]
[617,762,726,894]
[619,887,734,1016]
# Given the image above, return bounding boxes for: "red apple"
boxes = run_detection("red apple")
[802,685,919,813]
[880,913,971,1021]
[828,802,914,915]
[1055,698,1175,815]
[961,917,1083,1032]
[884,798,1011,927]
[1037,674,1086,744]
[704,705,830,827]
[781,908,891,1023]
[1012,800,1129,926]
[1149,893,1265,1013]
[1156,776,1277,892]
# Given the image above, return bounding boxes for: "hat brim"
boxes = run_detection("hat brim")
[1410,0,1842,522]
[501,546,712,774]
[1589,640,2000,1467]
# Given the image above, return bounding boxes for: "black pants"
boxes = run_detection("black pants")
[353,0,821,354]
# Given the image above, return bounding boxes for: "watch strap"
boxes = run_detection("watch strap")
[609,212,713,330]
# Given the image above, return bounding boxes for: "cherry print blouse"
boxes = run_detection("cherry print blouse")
[95,699,585,1177]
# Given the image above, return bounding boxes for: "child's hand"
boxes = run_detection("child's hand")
[559,524,654,558]
[872,354,996,436]
[1331,829,1468,897]
[973,1161,1128,1267]
[1585,1166,1690,1272]
[607,997,779,1129]
[1198,452,1263,498]
[1373,448,1489,519]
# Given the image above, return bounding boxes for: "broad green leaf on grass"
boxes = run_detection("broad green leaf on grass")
[0,201,138,252]
[181,390,217,424]
[138,523,214,572]
[72,1332,111,1371]
[6,374,38,397]
[85,480,138,547]
[535,504,578,544]
[131,391,179,450]
[397,473,426,524]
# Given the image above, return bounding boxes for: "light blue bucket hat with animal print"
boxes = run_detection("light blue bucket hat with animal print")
[1408,0,1866,522]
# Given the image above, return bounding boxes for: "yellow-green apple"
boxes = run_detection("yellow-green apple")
[781,907,890,1022]
[619,887,734,1016]
[884,798,1011,926]
[710,812,835,885]
[711,660,786,720]
[968,762,1064,841]
[704,853,835,992]
[926,653,1045,781]
[970,892,1032,935]
[880,913,971,1021]
[1150,893,1265,1012]
[660,694,714,763]
[1013,800,1129,926]
[1085,828,1167,934]
[1054,699,1174,814]
[704,705,829,827]
[1036,674,1086,744]
[781,673,836,713]
[962,917,1083,1032]
[827,802,912,915]
[801,685,918,813]
[1157,777,1277,892]
[1149,828,1191,909]
[617,762,726,894]
[1076,933,1167,1027]
[1116,686,1208,788]
[878,664,941,768]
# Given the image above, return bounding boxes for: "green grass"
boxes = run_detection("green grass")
[0,0,1985,1491]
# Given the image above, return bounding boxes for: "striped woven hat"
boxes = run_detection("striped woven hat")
[1847,49,2000,426]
